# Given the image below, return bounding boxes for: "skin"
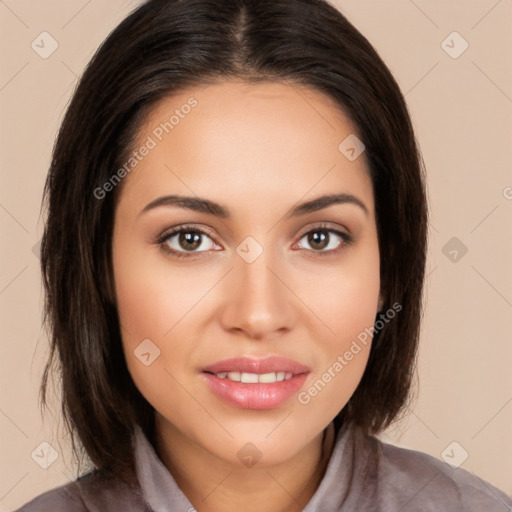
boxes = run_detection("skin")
[112,80,383,512]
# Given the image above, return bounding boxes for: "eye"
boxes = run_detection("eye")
[157,225,220,258]
[157,223,353,260]
[295,224,353,255]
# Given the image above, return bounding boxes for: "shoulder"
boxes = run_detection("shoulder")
[13,470,149,512]
[358,432,512,511]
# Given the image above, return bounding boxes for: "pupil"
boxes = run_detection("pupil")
[180,231,201,250]
[177,230,331,252]
[309,231,328,250]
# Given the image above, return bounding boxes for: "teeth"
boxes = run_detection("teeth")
[215,371,294,383]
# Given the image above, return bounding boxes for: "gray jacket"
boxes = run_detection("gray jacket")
[15,423,512,511]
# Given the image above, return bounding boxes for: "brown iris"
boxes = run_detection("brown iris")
[307,230,329,251]
[179,231,202,251]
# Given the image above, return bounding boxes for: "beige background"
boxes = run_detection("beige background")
[1,0,511,509]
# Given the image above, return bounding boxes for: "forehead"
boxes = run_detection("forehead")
[121,80,374,216]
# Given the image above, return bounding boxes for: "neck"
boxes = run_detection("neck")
[154,417,336,512]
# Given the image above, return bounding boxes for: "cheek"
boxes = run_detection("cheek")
[112,240,215,400]
[295,244,379,412]
[113,241,190,343]
[113,250,195,416]
[309,270,379,334]
[112,239,181,380]
[303,239,380,344]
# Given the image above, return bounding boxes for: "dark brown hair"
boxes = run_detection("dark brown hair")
[40,0,428,489]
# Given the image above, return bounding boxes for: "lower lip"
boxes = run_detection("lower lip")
[201,372,309,410]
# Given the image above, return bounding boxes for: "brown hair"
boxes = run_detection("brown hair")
[40,0,428,489]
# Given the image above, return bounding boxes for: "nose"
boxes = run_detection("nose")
[219,251,296,340]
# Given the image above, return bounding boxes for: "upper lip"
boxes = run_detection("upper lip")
[202,357,310,375]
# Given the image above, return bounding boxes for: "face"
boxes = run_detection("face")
[112,80,382,467]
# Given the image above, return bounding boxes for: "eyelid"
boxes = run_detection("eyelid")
[159,223,217,239]
[295,221,350,240]
[293,222,353,255]
[156,223,220,252]
[156,222,353,258]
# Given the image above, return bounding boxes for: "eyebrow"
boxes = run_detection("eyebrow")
[139,193,369,219]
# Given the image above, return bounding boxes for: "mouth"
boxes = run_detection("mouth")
[203,371,295,383]
[201,356,310,376]
[200,356,310,409]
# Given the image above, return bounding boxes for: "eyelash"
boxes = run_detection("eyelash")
[156,223,354,260]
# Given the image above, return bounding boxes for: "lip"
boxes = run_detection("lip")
[201,356,310,375]
[201,357,310,410]
[201,372,309,409]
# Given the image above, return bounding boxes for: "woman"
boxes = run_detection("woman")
[17,0,511,510]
